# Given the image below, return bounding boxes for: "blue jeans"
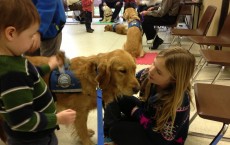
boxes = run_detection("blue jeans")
[7,132,58,145]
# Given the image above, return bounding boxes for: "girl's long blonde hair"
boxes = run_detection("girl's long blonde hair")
[151,47,195,131]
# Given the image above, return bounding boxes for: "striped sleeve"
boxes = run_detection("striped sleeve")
[0,72,57,132]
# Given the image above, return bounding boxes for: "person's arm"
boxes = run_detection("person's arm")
[0,72,57,132]
[33,55,64,77]
[33,0,57,38]
[131,93,190,144]
[147,0,172,17]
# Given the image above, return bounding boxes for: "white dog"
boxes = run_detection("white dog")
[102,5,113,22]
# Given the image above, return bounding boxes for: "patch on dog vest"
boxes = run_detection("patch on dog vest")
[50,66,82,93]
[128,20,142,30]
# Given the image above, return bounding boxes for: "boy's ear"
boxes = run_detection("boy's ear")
[5,26,16,41]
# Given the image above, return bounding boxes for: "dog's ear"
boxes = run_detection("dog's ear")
[95,59,111,89]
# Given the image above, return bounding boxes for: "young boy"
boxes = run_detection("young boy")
[0,0,76,144]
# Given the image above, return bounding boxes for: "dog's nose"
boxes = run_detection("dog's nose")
[132,85,140,94]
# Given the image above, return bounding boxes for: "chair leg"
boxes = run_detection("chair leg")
[192,61,207,82]
[189,112,198,125]
[210,123,229,145]
[177,36,182,46]
[188,42,195,51]
[211,66,225,84]
[170,36,176,46]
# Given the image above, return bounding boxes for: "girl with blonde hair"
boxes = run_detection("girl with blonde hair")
[103,47,196,145]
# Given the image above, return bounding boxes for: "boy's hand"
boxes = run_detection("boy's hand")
[48,51,65,70]
[56,109,76,125]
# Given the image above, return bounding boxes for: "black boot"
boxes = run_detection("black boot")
[149,35,164,50]
[85,23,94,33]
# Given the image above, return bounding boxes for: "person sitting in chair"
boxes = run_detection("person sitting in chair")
[141,0,180,49]
[99,0,123,22]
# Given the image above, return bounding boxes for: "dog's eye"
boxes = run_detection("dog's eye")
[120,70,127,73]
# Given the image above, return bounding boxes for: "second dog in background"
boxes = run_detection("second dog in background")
[123,7,145,58]
[104,23,127,35]
[102,5,113,22]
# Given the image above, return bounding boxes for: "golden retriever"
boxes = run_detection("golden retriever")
[123,8,145,58]
[104,23,127,35]
[102,5,113,22]
[0,49,140,145]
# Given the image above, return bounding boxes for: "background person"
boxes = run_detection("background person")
[30,0,66,56]
[82,0,94,33]
[140,0,180,49]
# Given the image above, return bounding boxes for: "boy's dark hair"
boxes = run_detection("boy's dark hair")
[0,0,40,34]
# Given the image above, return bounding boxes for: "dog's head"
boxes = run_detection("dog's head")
[95,49,140,101]
[103,5,113,17]
[123,8,140,23]
[104,25,113,32]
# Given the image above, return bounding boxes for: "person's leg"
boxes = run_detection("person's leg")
[108,2,123,21]
[7,132,58,145]
[84,11,94,33]
[104,100,122,137]
[104,96,142,136]
[142,14,177,41]
[109,121,153,145]
[40,32,62,56]
[99,3,104,19]
[142,14,177,49]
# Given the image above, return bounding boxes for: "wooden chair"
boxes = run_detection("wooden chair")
[190,13,230,84]
[188,13,230,49]
[192,49,230,84]
[171,5,217,48]
[194,83,230,145]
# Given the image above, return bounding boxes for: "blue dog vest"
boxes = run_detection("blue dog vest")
[50,64,82,93]
[128,20,142,31]
[112,23,120,32]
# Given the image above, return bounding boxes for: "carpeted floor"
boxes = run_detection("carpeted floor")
[136,52,158,65]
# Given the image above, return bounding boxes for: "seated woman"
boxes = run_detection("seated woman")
[141,0,180,49]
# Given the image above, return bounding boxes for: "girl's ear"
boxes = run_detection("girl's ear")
[5,26,16,41]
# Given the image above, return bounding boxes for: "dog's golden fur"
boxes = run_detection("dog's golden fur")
[4,49,139,145]
[104,23,127,35]
[123,8,145,58]
[102,5,113,22]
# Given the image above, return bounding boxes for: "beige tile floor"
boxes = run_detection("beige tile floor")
[1,18,230,145]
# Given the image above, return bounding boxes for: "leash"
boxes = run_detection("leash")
[97,84,104,145]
